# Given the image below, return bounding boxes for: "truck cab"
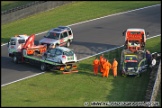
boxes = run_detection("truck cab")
[8,34,29,57]
[122,28,149,52]
[39,26,73,49]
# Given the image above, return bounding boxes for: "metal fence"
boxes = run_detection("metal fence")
[144,53,161,107]
[149,61,161,107]
[1,1,47,15]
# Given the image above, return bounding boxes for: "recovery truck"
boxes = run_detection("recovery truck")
[120,28,149,76]
[8,34,78,73]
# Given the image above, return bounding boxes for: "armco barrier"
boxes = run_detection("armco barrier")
[1,1,46,15]
[149,61,161,107]
[1,1,73,24]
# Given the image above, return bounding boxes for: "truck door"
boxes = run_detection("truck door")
[8,38,18,54]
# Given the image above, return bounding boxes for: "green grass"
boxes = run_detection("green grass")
[146,37,161,53]
[1,1,160,44]
[1,36,161,107]
[1,1,34,11]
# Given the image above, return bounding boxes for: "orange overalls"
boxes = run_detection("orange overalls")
[100,56,104,73]
[112,60,118,77]
[103,61,111,77]
[93,59,100,75]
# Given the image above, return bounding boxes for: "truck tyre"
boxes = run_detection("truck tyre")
[40,63,46,71]
[66,40,71,47]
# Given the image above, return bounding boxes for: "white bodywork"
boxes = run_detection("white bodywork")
[43,47,77,64]
[39,26,73,48]
[8,35,29,56]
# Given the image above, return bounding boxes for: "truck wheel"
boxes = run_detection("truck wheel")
[40,63,46,71]
[66,41,71,47]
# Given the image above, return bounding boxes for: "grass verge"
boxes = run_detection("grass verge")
[1,36,161,107]
[1,1,160,44]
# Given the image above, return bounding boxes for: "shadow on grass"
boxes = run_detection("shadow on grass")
[105,71,150,102]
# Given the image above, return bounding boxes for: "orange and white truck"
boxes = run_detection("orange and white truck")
[122,28,149,52]
[120,28,149,76]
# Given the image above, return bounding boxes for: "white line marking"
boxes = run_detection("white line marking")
[1,72,45,87]
[1,4,160,46]
[1,34,161,87]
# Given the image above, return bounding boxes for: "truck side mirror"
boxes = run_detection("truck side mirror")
[7,41,10,47]
[122,30,126,36]
[146,32,149,37]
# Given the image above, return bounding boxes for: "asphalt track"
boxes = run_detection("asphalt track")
[1,4,161,86]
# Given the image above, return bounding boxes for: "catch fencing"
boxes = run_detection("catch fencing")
[149,60,161,107]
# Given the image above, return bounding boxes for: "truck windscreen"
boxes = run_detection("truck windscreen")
[10,39,16,45]
[46,32,60,39]
[18,39,25,44]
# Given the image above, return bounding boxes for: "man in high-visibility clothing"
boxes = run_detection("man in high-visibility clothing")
[93,57,100,75]
[112,58,118,77]
[100,54,104,73]
[102,59,111,78]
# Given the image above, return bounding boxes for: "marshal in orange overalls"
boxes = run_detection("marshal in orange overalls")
[100,54,104,73]
[103,60,111,78]
[93,58,100,75]
[112,58,118,77]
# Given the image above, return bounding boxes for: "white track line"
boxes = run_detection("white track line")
[1,72,45,87]
[1,34,161,87]
[1,4,160,47]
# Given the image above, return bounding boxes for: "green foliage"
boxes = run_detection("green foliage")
[146,37,161,53]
